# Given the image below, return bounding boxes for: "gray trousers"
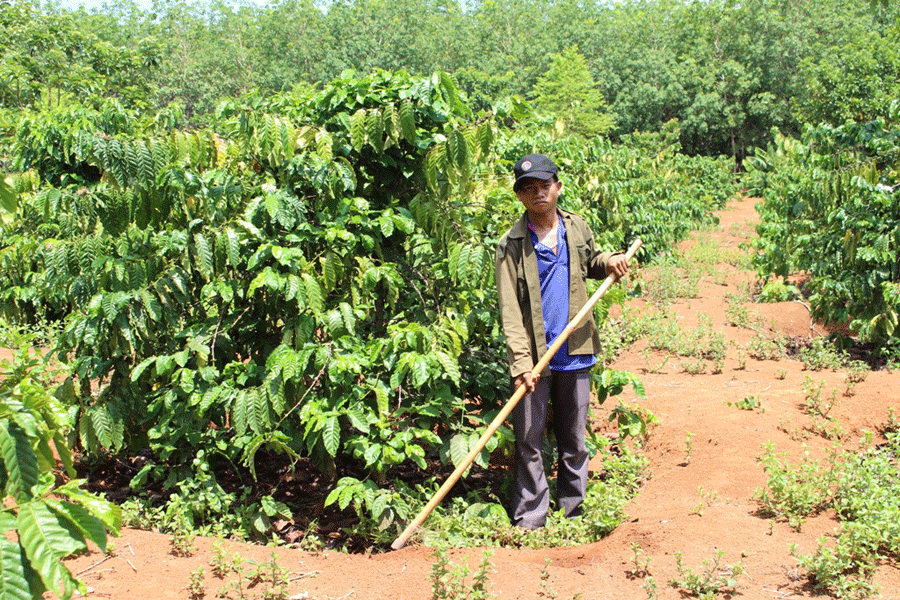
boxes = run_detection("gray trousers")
[509,368,591,529]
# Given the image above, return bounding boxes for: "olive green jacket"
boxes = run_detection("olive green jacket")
[495,209,615,378]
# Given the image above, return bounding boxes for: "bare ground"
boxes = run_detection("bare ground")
[57,196,900,600]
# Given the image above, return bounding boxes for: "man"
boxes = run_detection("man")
[495,154,629,529]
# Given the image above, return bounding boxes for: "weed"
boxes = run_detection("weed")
[724,292,760,328]
[803,376,839,419]
[246,552,290,600]
[210,541,231,578]
[735,349,747,370]
[810,416,845,441]
[539,557,556,599]
[747,334,786,361]
[670,550,744,599]
[641,576,658,600]
[680,357,707,374]
[629,543,652,578]
[690,487,720,517]
[683,432,695,465]
[755,442,842,530]
[641,255,702,307]
[217,561,248,600]
[728,395,762,411]
[642,347,671,374]
[189,567,205,600]
[800,338,846,371]
[776,368,787,380]
[843,360,868,396]
[170,517,196,557]
[430,546,495,600]
[881,407,900,435]
[757,279,801,302]
[789,433,900,599]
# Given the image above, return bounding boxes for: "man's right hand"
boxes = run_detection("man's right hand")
[514,372,539,393]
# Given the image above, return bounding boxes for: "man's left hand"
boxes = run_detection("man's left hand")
[607,254,629,280]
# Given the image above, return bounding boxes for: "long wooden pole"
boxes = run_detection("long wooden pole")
[390,239,643,550]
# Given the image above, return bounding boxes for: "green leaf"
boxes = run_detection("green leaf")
[17,502,85,600]
[0,176,17,216]
[193,233,214,279]
[339,302,356,335]
[321,416,340,457]
[0,421,39,501]
[399,100,416,144]
[433,351,460,386]
[46,500,109,554]
[302,274,324,315]
[448,433,470,470]
[53,480,122,534]
[0,537,45,600]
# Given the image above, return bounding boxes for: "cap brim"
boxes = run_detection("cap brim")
[514,171,555,187]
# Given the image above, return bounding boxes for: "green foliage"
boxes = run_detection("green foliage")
[797,32,900,127]
[746,114,900,345]
[0,346,121,600]
[755,442,843,530]
[670,550,745,599]
[420,440,647,549]
[531,46,614,139]
[430,546,495,600]
[781,433,900,598]
[0,59,737,546]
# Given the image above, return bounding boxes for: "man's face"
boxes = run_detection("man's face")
[515,177,562,218]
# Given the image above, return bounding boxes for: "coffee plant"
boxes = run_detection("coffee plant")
[746,102,900,347]
[0,345,121,600]
[0,65,738,543]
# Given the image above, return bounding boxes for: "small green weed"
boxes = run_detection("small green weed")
[755,442,842,530]
[789,432,900,599]
[430,546,495,600]
[881,407,900,435]
[680,357,707,374]
[189,567,205,600]
[640,255,702,307]
[539,557,555,599]
[641,576,658,600]
[683,432,695,465]
[210,541,232,578]
[747,334,786,361]
[803,376,839,419]
[843,360,868,396]
[757,279,801,302]
[724,292,760,329]
[629,543,652,578]
[670,550,744,599]
[810,416,845,441]
[246,552,290,600]
[728,395,762,411]
[170,517,196,557]
[800,338,846,371]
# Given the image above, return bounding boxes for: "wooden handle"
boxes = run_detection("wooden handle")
[390,239,642,550]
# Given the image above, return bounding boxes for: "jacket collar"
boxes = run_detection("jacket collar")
[508,209,572,239]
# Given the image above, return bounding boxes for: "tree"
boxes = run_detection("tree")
[531,45,613,139]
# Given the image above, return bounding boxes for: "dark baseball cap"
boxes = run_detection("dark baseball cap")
[513,154,558,191]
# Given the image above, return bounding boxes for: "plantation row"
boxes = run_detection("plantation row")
[0,68,740,595]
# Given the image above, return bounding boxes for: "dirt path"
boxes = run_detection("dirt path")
[63,196,900,600]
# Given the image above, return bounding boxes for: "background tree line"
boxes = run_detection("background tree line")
[3,0,899,163]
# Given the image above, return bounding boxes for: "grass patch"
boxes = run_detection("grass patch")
[757,431,900,598]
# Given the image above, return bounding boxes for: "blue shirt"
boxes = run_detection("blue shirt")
[529,217,597,372]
